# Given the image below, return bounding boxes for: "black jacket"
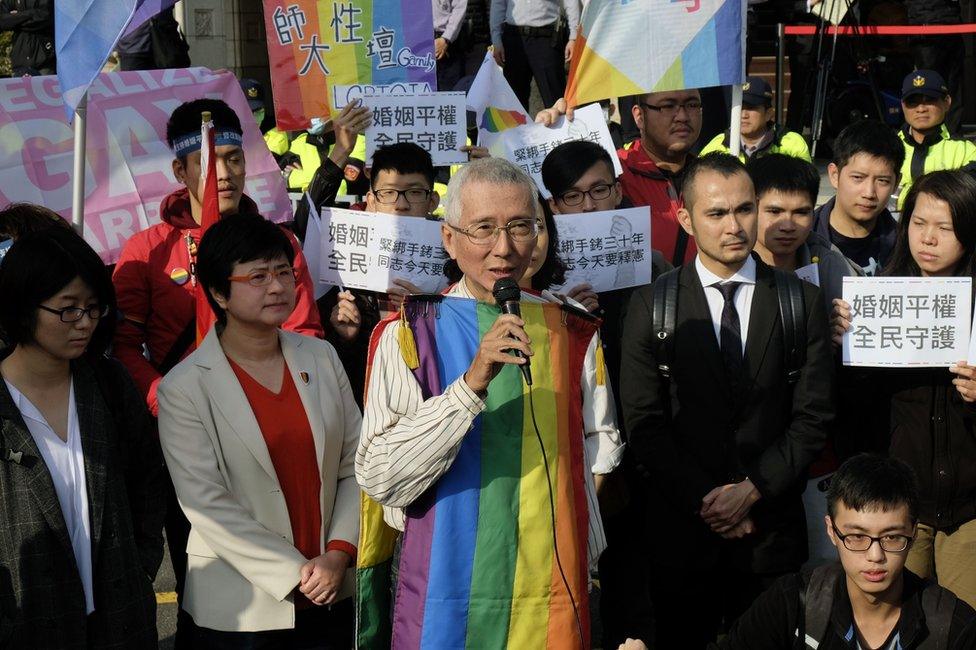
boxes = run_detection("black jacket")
[905,0,961,25]
[621,257,835,573]
[813,197,898,275]
[0,0,54,75]
[716,567,976,649]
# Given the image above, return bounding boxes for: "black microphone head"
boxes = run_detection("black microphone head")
[492,277,521,304]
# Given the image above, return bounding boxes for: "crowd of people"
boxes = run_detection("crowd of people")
[3,6,976,646]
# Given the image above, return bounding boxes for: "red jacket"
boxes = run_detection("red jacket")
[617,140,697,266]
[112,188,324,416]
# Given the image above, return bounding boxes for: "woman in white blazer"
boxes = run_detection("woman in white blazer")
[157,214,361,648]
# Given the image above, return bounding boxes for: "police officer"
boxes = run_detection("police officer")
[897,69,976,209]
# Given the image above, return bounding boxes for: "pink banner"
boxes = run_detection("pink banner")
[0,67,292,264]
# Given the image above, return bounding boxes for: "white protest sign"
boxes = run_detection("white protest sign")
[332,82,434,110]
[796,262,820,287]
[841,277,972,367]
[363,92,467,166]
[489,103,622,198]
[552,206,652,293]
[318,207,450,293]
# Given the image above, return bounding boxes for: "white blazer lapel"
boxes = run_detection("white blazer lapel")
[280,332,326,471]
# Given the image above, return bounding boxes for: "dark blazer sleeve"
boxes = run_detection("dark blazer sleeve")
[292,158,345,240]
[746,283,835,499]
[713,573,801,650]
[620,283,715,514]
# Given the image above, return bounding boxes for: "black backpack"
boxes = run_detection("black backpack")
[650,266,808,384]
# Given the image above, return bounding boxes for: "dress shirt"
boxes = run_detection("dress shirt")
[695,254,757,355]
[432,0,469,43]
[489,0,580,47]
[356,277,624,568]
[4,378,94,614]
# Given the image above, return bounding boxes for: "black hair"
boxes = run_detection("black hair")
[166,98,243,159]
[540,140,617,199]
[443,195,567,291]
[0,226,116,357]
[831,120,904,173]
[827,454,919,523]
[196,214,295,324]
[884,170,976,278]
[369,143,435,189]
[681,153,750,210]
[746,154,820,207]
[0,203,74,241]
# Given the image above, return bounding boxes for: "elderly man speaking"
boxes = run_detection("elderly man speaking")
[355,158,623,649]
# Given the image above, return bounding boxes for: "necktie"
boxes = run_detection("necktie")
[717,282,743,380]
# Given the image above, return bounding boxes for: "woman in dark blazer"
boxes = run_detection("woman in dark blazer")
[0,215,166,649]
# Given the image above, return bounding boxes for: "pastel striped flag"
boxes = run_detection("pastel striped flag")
[357,296,598,649]
[480,107,528,133]
[565,0,746,107]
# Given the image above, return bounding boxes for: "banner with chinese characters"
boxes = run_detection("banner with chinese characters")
[551,207,652,293]
[363,92,467,166]
[488,103,622,198]
[263,0,437,130]
[841,277,973,367]
[318,207,450,293]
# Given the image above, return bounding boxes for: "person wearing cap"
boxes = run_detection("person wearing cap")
[239,78,289,158]
[896,69,976,209]
[700,76,811,163]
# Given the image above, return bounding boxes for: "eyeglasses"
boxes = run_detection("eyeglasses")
[831,524,914,553]
[558,183,616,206]
[640,100,703,118]
[372,188,432,204]
[227,267,299,287]
[448,218,538,245]
[38,304,110,323]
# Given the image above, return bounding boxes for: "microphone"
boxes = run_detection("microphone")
[492,278,532,386]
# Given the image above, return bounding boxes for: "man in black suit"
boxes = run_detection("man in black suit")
[620,153,835,649]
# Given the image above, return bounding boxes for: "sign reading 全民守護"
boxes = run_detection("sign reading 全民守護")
[362,92,467,166]
[841,277,973,367]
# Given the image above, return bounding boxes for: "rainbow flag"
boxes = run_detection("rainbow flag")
[262,0,436,130]
[480,106,528,133]
[357,296,598,649]
[565,0,745,107]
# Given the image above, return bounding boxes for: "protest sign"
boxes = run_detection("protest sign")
[319,207,450,293]
[0,68,290,265]
[796,262,820,287]
[565,0,745,107]
[363,92,467,165]
[465,52,530,148]
[490,103,622,198]
[331,82,433,110]
[841,277,972,367]
[552,207,652,293]
[263,0,437,130]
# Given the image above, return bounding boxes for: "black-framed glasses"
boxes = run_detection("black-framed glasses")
[831,524,914,553]
[372,188,432,204]
[448,218,538,245]
[558,183,616,206]
[38,304,110,323]
[228,267,299,287]
[640,100,703,118]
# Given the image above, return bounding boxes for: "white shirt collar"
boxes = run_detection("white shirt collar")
[695,253,757,289]
[450,276,557,305]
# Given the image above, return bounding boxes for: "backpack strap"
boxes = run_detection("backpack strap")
[919,582,958,650]
[774,268,807,385]
[650,268,680,380]
[803,563,844,649]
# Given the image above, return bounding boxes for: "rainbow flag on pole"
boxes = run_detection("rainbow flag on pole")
[262,0,436,130]
[357,296,598,649]
[565,0,746,107]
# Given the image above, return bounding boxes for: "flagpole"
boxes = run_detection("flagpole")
[71,91,88,234]
[728,84,742,158]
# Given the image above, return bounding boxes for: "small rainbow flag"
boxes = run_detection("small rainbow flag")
[480,106,528,133]
[357,296,597,649]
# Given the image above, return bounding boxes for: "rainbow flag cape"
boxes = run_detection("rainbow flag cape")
[262,0,436,130]
[357,296,598,649]
[565,0,745,107]
[480,106,528,133]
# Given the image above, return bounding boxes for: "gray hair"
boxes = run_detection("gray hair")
[442,157,538,226]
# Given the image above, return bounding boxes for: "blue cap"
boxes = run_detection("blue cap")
[742,76,773,107]
[239,78,266,111]
[901,70,948,100]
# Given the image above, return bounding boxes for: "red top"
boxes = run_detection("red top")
[617,140,698,267]
[228,358,322,564]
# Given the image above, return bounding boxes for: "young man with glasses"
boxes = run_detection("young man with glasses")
[717,454,976,649]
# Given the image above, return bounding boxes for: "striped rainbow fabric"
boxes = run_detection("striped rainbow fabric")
[480,106,528,133]
[356,296,598,649]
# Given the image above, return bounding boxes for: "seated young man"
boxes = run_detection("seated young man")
[717,454,976,649]
[700,76,811,163]
[321,142,439,405]
[897,69,976,208]
[812,121,904,276]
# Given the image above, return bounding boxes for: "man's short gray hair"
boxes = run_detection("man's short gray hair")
[443,157,537,226]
